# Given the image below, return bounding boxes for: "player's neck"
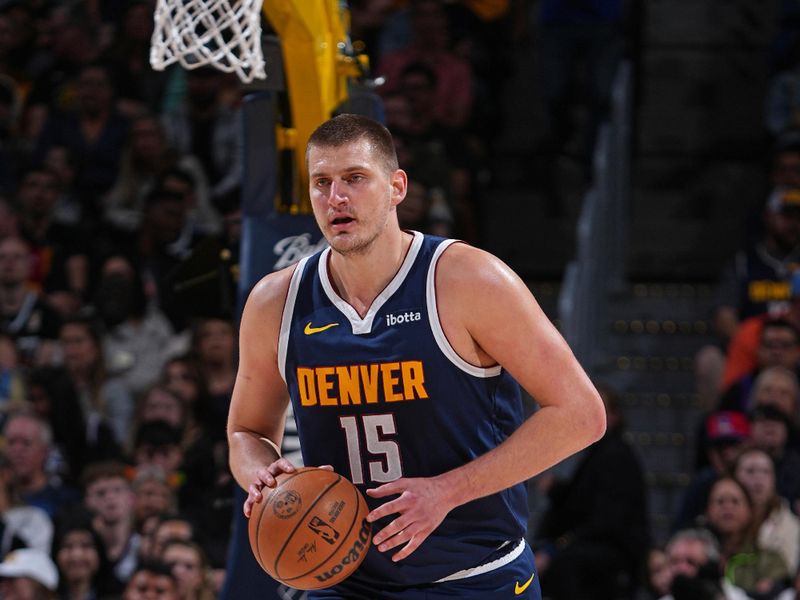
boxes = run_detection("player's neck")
[328,228,412,318]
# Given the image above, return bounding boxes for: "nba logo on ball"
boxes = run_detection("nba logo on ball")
[248,468,372,590]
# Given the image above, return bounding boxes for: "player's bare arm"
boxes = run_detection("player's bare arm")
[367,243,606,560]
[227,267,297,517]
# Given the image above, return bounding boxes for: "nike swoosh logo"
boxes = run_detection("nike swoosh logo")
[515,572,535,595]
[304,322,339,335]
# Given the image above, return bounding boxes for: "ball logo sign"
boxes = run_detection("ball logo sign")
[272,490,301,519]
[308,516,340,545]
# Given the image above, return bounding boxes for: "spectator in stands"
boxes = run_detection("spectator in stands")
[104,1,166,117]
[59,317,133,451]
[81,461,140,593]
[748,366,800,431]
[0,235,62,367]
[131,421,184,488]
[397,178,453,237]
[733,446,800,575]
[0,5,37,88]
[750,404,800,513]
[766,58,800,136]
[377,0,474,129]
[0,547,59,600]
[159,167,220,238]
[15,165,87,299]
[0,196,20,240]
[123,561,179,600]
[190,317,236,440]
[33,62,130,216]
[674,411,751,531]
[141,514,196,565]
[133,384,219,526]
[723,314,800,404]
[659,528,750,600]
[718,319,800,414]
[42,145,82,228]
[25,366,113,485]
[53,515,116,600]
[160,354,214,440]
[0,332,25,425]
[94,254,177,397]
[23,3,105,142]
[115,186,203,332]
[104,115,214,235]
[3,409,80,519]
[704,475,789,598]
[533,383,649,599]
[645,546,672,599]
[769,129,800,190]
[131,466,176,535]
[160,67,242,206]
[0,449,52,558]
[160,538,215,600]
[395,61,479,241]
[714,188,800,349]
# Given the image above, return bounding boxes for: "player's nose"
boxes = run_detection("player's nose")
[328,180,348,206]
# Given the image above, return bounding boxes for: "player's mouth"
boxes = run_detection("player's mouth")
[330,216,355,231]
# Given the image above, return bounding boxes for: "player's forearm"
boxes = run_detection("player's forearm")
[228,430,283,491]
[435,400,606,508]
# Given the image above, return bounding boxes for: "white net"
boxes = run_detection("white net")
[150,0,266,83]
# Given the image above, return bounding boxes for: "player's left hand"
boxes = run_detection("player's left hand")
[366,476,454,562]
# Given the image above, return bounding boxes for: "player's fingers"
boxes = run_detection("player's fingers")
[372,514,413,546]
[366,479,405,499]
[266,458,296,477]
[376,525,413,552]
[391,533,425,562]
[316,464,334,471]
[366,496,405,523]
[244,484,262,517]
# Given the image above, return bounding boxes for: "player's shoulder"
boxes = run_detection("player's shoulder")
[244,263,299,316]
[436,241,518,291]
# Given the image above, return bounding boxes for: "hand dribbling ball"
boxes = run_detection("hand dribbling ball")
[248,467,372,590]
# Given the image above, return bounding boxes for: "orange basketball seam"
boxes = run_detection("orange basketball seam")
[282,476,364,584]
[273,472,342,579]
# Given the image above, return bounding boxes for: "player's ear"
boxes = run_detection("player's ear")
[390,169,407,207]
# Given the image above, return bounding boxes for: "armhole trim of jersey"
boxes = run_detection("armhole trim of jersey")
[278,256,310,382]
[426,241,502,378]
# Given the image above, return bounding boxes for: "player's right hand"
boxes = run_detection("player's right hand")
[244,457,297,518]
[243,461,334,518]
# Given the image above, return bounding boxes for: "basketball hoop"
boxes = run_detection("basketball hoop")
[150,0,266,83]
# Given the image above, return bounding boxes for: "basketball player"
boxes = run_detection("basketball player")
[227,114,606,599]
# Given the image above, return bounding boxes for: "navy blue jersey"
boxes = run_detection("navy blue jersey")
[278,232,528,586]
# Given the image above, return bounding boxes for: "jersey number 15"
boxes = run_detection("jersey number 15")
[339,414,403,485]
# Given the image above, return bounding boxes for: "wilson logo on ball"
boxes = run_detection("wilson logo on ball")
[314,518,372,583]
[272,490,301,518]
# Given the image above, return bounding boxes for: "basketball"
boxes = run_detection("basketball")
[248,467,372,590]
